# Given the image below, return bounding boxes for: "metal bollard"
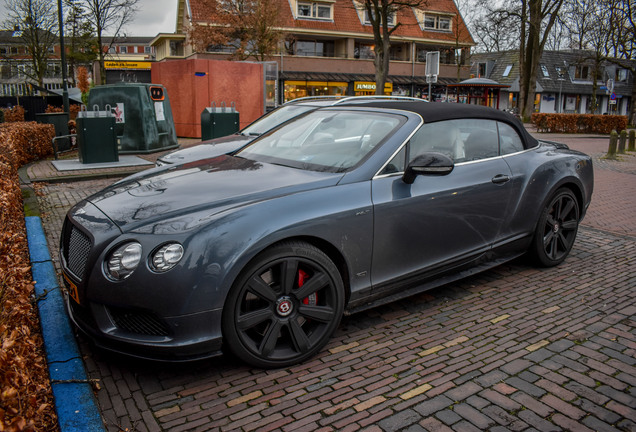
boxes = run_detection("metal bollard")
[629,130,635,152]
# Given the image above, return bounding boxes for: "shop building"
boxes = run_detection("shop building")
[470,50,634,116]
[154,0,476,105]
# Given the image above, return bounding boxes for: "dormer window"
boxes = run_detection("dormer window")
[414,9,453,32]
[297,1,333,20]
[363,9,396,26]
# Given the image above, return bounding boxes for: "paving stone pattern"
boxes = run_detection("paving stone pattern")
[34,133,636,431]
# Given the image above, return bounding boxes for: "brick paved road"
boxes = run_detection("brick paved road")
[34,134,636,432]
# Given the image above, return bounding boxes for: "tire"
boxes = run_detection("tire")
[222,241,345,368]
[531,188,580,267]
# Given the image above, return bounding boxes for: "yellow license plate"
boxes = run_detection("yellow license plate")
[63,273,80,304]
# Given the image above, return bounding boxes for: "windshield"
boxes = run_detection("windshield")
[241,105,317,136]
[237,110,404,172]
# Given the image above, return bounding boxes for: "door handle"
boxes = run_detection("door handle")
[491,174,511,184]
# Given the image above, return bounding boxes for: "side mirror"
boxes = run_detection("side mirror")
[403,152,454,184]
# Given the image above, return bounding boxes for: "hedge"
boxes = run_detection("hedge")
[0,122,58,431]
[532,113,628,134]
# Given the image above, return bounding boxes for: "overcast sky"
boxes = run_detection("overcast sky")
[0,0,178,36]
[126,0,178,36]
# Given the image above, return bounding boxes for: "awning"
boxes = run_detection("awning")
[280,72,464,86]
[447,77,510,88]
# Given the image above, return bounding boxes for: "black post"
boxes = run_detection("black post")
[57,0,70,113]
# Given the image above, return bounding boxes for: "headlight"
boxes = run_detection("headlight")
[151,243,184,272]
[106,242,142,280]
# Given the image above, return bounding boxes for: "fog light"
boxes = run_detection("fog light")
[107,242,142,280]
[151,243,184,272]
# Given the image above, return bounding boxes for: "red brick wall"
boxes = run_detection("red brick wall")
[152,59,264,138]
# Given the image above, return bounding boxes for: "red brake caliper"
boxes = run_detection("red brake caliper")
[299,269,317,305]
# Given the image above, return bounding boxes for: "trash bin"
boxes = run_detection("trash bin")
[201,102,240,140]
[87,83,178,154]
[76,110,118,164]
[36,112,70,151]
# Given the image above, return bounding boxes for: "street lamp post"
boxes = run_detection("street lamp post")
[57,0,69,113]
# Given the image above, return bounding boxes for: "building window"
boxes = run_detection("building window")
[363,9,395,26]
[17,64,26,77]
[0,47,6,55]
[555,66,568,79]
[570,65,590,80]
[355,42,375,59]
[297,2,332,20]
[296,40,334,57]
[144,46,152,54]
[540,64,549,77]
[503,64,513,77]
[120,46,127,53]
[616,68,629,82]
[419,13,452,31]
[478,62,487,77]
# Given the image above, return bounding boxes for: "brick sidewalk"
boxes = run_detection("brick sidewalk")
[33,133,636,432]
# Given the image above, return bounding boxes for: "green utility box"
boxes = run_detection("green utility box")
[201,102,240,140]
[88,83,178,153]
[36,112,70,151]
[76,111,118,164]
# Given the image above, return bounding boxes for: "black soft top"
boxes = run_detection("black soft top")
[341,100,538,148]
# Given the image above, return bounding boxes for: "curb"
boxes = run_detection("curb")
[25,217,106,432]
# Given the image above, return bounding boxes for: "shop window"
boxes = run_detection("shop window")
[297,2,333,20]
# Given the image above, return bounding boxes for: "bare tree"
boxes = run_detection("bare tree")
[451,0,475,81]
[78,0,139,84]
[517,0,566,121]
[189,0,286,62]
[3,0,58,89]
[356,0,429,95]
[64,0,97,86]
[470,1,519,53]
[603,0,636,123]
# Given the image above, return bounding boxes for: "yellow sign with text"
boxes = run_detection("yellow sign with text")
[105,61,152,70]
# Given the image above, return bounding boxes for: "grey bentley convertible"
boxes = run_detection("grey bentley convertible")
[60,101,593,368]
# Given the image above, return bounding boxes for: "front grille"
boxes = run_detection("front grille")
[108,307,170,337]
[62,218,92,280]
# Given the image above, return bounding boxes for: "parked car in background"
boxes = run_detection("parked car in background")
[155,96,425,166]
[61,101,593,368]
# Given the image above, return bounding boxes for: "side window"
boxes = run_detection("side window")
[497,122,525,155]
[408,119,465,163]
[379,147,406,175]
[461,119,499,161]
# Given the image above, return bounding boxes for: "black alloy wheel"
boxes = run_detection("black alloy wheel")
[223,241,344,368]
[532,188,580,267]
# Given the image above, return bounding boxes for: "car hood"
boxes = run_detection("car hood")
[86,155,343,232]
[157,134,253,164]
